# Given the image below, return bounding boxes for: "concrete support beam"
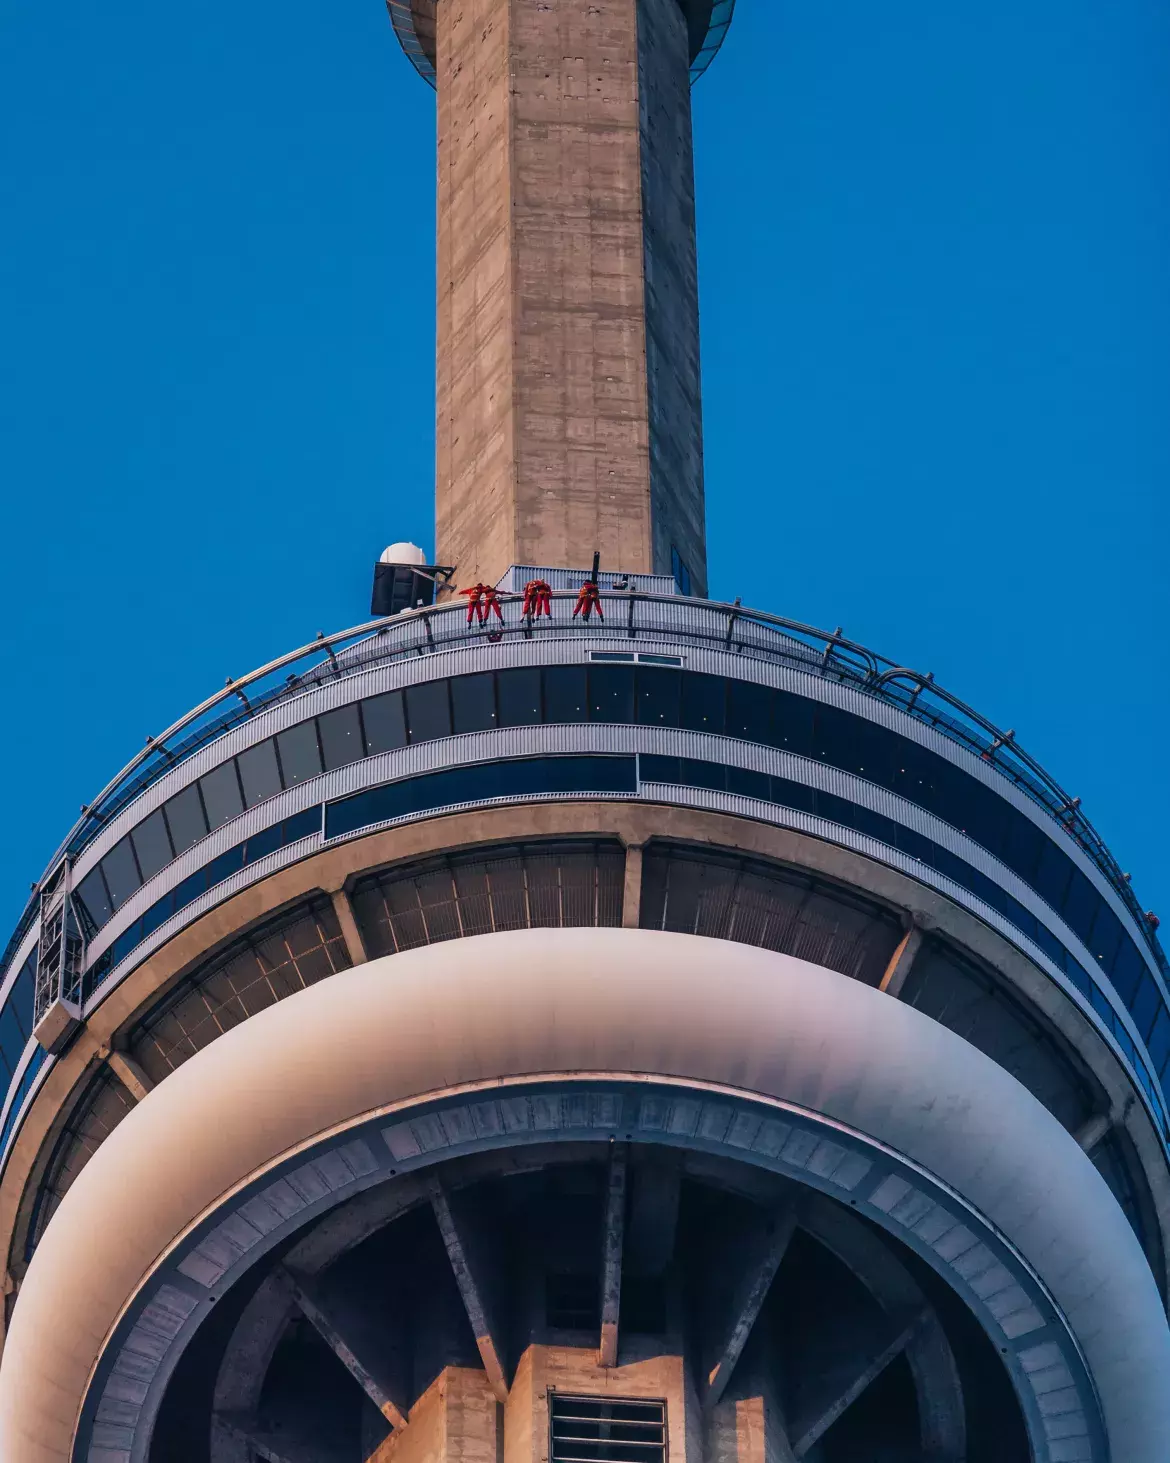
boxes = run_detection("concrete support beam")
[280,1267,409,1430]
[704,1207,798,1409]
[878,924,924,999]
[1077,1099,1132,1155]
[789,1312,924,1458]
[330,887,369,968]
[599,1143,629,1367]
[429,1178,509,1401]
[101,1046,154,1103]
[622,846,645,929]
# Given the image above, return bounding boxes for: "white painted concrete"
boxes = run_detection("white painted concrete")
[0,927,1166,1460]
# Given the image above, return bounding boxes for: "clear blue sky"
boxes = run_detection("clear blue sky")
[1,0,1167,941]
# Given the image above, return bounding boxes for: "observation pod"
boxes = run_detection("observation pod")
[2,0,1169,1461]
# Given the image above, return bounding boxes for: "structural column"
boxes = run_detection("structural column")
[434,0,706,591]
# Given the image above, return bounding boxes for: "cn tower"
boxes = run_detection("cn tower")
[0,2,1167,1461]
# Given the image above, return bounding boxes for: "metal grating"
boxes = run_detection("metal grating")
[128,896,351,1084]
[550,1396,666,1463]
[351,840,625,958]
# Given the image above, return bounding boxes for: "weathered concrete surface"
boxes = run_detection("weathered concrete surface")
[434,0,706,591]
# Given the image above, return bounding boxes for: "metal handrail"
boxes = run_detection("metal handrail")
[3,588,1163,982]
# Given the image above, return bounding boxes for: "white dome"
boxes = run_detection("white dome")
[379,541,427,566]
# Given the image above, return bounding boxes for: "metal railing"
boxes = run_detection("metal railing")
[3,588,1163,985]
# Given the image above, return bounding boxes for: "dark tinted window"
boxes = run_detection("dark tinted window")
[1033,836,1072,912]
[199,761,244,831]
[130,810,173,882]
[1088,902,1124,977]
[0,1004,27,1083]
[1148,1008,1170,1078]
[1111,940,1146,1007]
[318,705,364,771]
[277,721,323,785]
[237,740,283,807]
[636,667,681,727]
[101,838,141,909]
[75,868,113,929]
[590,666,634,723]
[1132,975,1162,1042]
[405,680,452,743]
[497,668,542,726]
[451,673,498,734]
[544,666,588,722]
[362,691,407,753]
[680,673,725,736]
[726,680,772,743]
[1061,869,1098,947]
[326,756,637,840]
[771,690,815,755]
[164,784,208,855]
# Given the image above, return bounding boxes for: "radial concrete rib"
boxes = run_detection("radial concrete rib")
[428,1177,509,1401]
[101,1046,154,1102]
[800,1196,964,1459]
[279,1267,408,1429]
[790,1311,925,1458]
[599,1143,629,1366]
[622,845,644,929]
[878,924,923,998]
[330,887,369,966]
[705,1206,798,1408]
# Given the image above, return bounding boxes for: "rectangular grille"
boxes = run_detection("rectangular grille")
[550,1396,666,1463]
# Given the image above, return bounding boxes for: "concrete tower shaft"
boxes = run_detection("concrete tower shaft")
[434,0,707,592]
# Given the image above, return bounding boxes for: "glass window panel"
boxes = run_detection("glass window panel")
[640,754,681,783]
[590,665,635,723]
[362,691,407,753]
[726,680,773,744]
[543,665,588,723]
[405,680,452,743]
[680,673,726,736]
[164,783,209,855]
[1033,836,1072,912]
[243,824,282,864]
[679,758,725,792]
[998,809,1044,885]
[199,761,244,832]
[1088,901,1123,977]
[451,674,498,735]
[1110,939,1145,1007]
[635,667,680,727]
[282,807,321,843]
[75,867,113,929]
[1061,869,1098,946]
[318,704,364,771]
[277,721,323,786]
[497,668,542,727]
[130,809,174,882]
[10,959,33,1038]
[0,1006,27,1081]
[1147,1008,1170,1077]
[1131,974,1162,1042]
[206,845,246,888]
[769,777,816,815]
[101,837,142,910]
[770,690,815,755]
[237,740,283,807]
[726,766,771,801]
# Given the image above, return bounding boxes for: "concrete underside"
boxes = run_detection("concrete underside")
[1,928,1167,1462]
